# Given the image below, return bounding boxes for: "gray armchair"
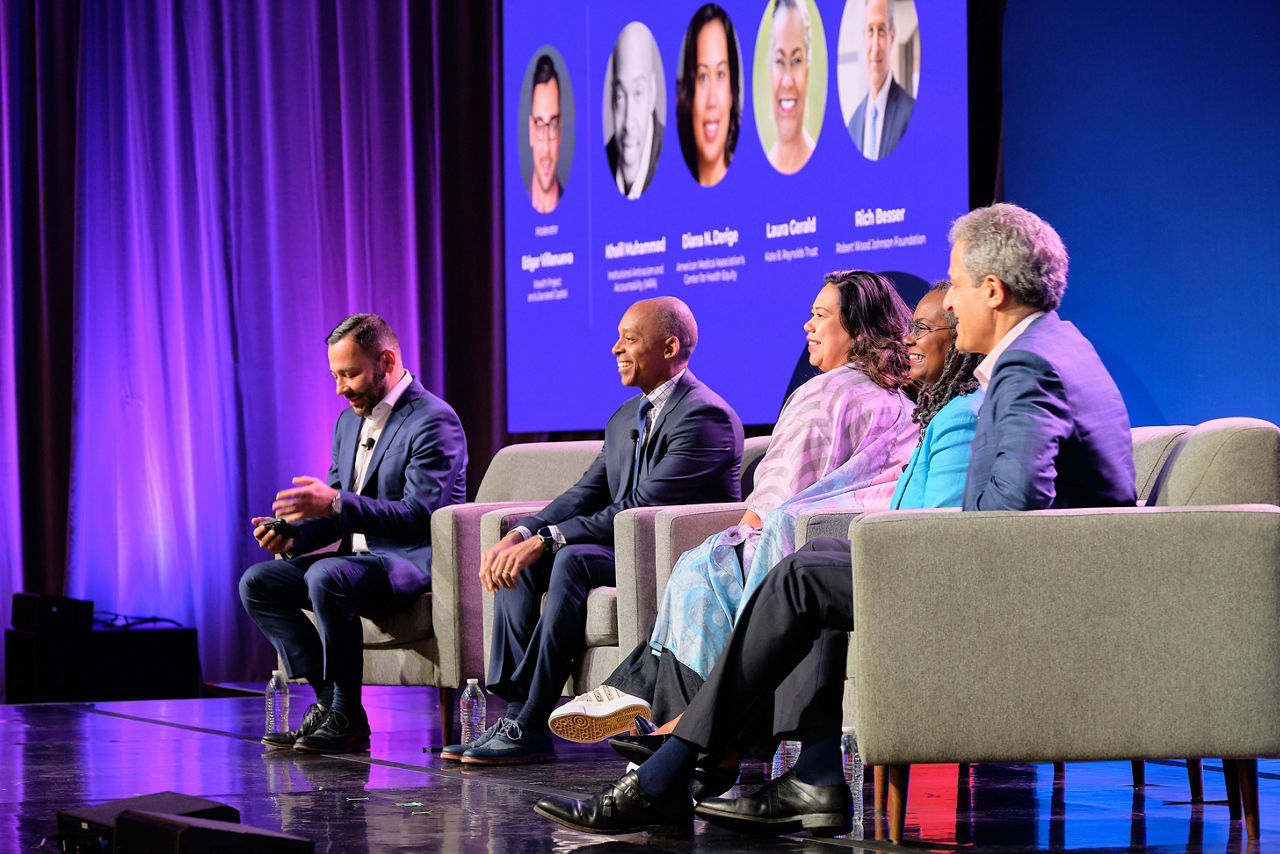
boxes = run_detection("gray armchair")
[301,440,603,745]
[848,418,1280,842]
[480,435,772,697]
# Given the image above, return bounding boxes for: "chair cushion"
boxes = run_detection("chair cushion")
[1150,417,1280,507]
[583,587,619,648]
[361,592,434,647]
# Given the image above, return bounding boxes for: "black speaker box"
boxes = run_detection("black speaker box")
[11,592,93,633]
[115,811,314,853]
[55,791,239,852]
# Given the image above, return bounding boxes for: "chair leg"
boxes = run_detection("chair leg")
[1053,761,1065,776]
[438,687,454,747]
[1223,758,1243,821]
[874,764,886,813]
[887,764,910,843]
[1186,758,1204,803]
[1131,760,1145,787]
[1236,759,1260,839]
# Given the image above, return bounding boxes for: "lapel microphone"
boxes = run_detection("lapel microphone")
[362,437,376,451]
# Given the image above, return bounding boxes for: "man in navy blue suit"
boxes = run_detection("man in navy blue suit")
[533,204,1135,835]
[240,313,468,754]
[449,296,744,766]
[848,0,915,160]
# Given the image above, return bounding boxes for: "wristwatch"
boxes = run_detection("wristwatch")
[331,493,342,515]
[536,526,561,554]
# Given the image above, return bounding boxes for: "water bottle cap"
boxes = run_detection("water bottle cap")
[272,670,287,679]
[466,678,479,685]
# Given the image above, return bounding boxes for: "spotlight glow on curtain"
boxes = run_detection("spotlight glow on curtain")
[68,0,425,681]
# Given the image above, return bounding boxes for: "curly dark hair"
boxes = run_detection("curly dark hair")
[676,4,741,182]
[825,270,912,391]
[911,281,982,431]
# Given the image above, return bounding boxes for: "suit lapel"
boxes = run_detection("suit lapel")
[641,374,694,474]
[340,412,363,491]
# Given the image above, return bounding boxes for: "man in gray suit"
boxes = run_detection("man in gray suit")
[848,0,914,160]
[445,296,744,765]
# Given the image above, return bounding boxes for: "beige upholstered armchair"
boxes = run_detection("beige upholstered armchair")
[301,440,603,745]
[480,435,772,697]
[849,418,1280,842]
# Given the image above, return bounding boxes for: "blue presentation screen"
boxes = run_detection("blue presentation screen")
[503,1,968,431]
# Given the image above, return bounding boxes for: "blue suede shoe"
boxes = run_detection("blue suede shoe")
[461,719,556,765]
[442,718,511,762]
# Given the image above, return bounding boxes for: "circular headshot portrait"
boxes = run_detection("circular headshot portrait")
[752,0,828,176]
[602,22,666,199]
[838,0,920,160]
[517,47,574,213]
[676,4,744,188]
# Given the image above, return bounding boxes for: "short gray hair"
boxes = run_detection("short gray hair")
[646,296,698,362]
[865,0,895,30]
[948,203,1069,311]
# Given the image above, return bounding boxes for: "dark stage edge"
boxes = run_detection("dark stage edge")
[2,685,1274,852]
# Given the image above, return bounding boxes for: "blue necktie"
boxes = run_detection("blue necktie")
[871,103,880,157]
[632,398,653,491]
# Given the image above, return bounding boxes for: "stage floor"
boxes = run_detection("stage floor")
[3,685,1274,852]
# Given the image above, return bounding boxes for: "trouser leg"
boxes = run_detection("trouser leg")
[486,554,554,701]
[515,544,616,728]
[239,557,322,678]
[673,538,854,755]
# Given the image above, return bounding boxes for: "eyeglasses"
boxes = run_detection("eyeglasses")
[906,319,951,339]
[532,116,561,142]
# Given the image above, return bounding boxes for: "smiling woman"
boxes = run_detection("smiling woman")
[676,4,742,187]
[752,0,827,175]
[550,270,921,744]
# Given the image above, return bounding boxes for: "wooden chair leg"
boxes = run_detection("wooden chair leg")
[887,764,910,843]
[1186,758,1204,803]
[1223,758,1243,821]
[437,686,454,747]
[1131,759,1145,787]
[1053,761,1065,776]
[874,764,886,812]
[1236,759,1260,839]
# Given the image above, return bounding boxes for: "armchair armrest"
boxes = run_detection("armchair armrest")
[430,501,549,688]
[794,509,864,548]
[851,504,1280,767]
[653,502,747,592]
[612,507,663,655]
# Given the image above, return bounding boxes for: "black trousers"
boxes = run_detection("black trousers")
[672,537,854,759]
[605,620,706,726]
[238,552,423,691]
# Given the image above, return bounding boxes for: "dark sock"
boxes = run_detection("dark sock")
[792,732,844,786]
[331,683,363,720]
[305,674,334,708]
[505,700,524,720]
[635,736,697,796]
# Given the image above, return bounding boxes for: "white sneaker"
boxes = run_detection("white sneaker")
[547,685,651,743]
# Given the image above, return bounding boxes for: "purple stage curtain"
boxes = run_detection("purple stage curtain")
[0,5,21,631]
[0,0,503,687]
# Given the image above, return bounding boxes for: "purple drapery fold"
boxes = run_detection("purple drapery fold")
[0,4,23,645]
[67,0,426,681]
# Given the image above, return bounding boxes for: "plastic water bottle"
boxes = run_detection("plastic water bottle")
[460,679,487,744]
[265,670,290,736]
[841,726,864,829]
[770,739,801,779]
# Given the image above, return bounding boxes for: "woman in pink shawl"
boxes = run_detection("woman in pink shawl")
[550,270,918,744]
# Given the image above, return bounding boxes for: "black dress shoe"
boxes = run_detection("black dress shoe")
[262,702,329,749]
[608,733,668,764]
[293,708,371,753]
[607,735,738,799]
[534,770,693,835]
[694,769,852,837]
[633,715,658,735]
